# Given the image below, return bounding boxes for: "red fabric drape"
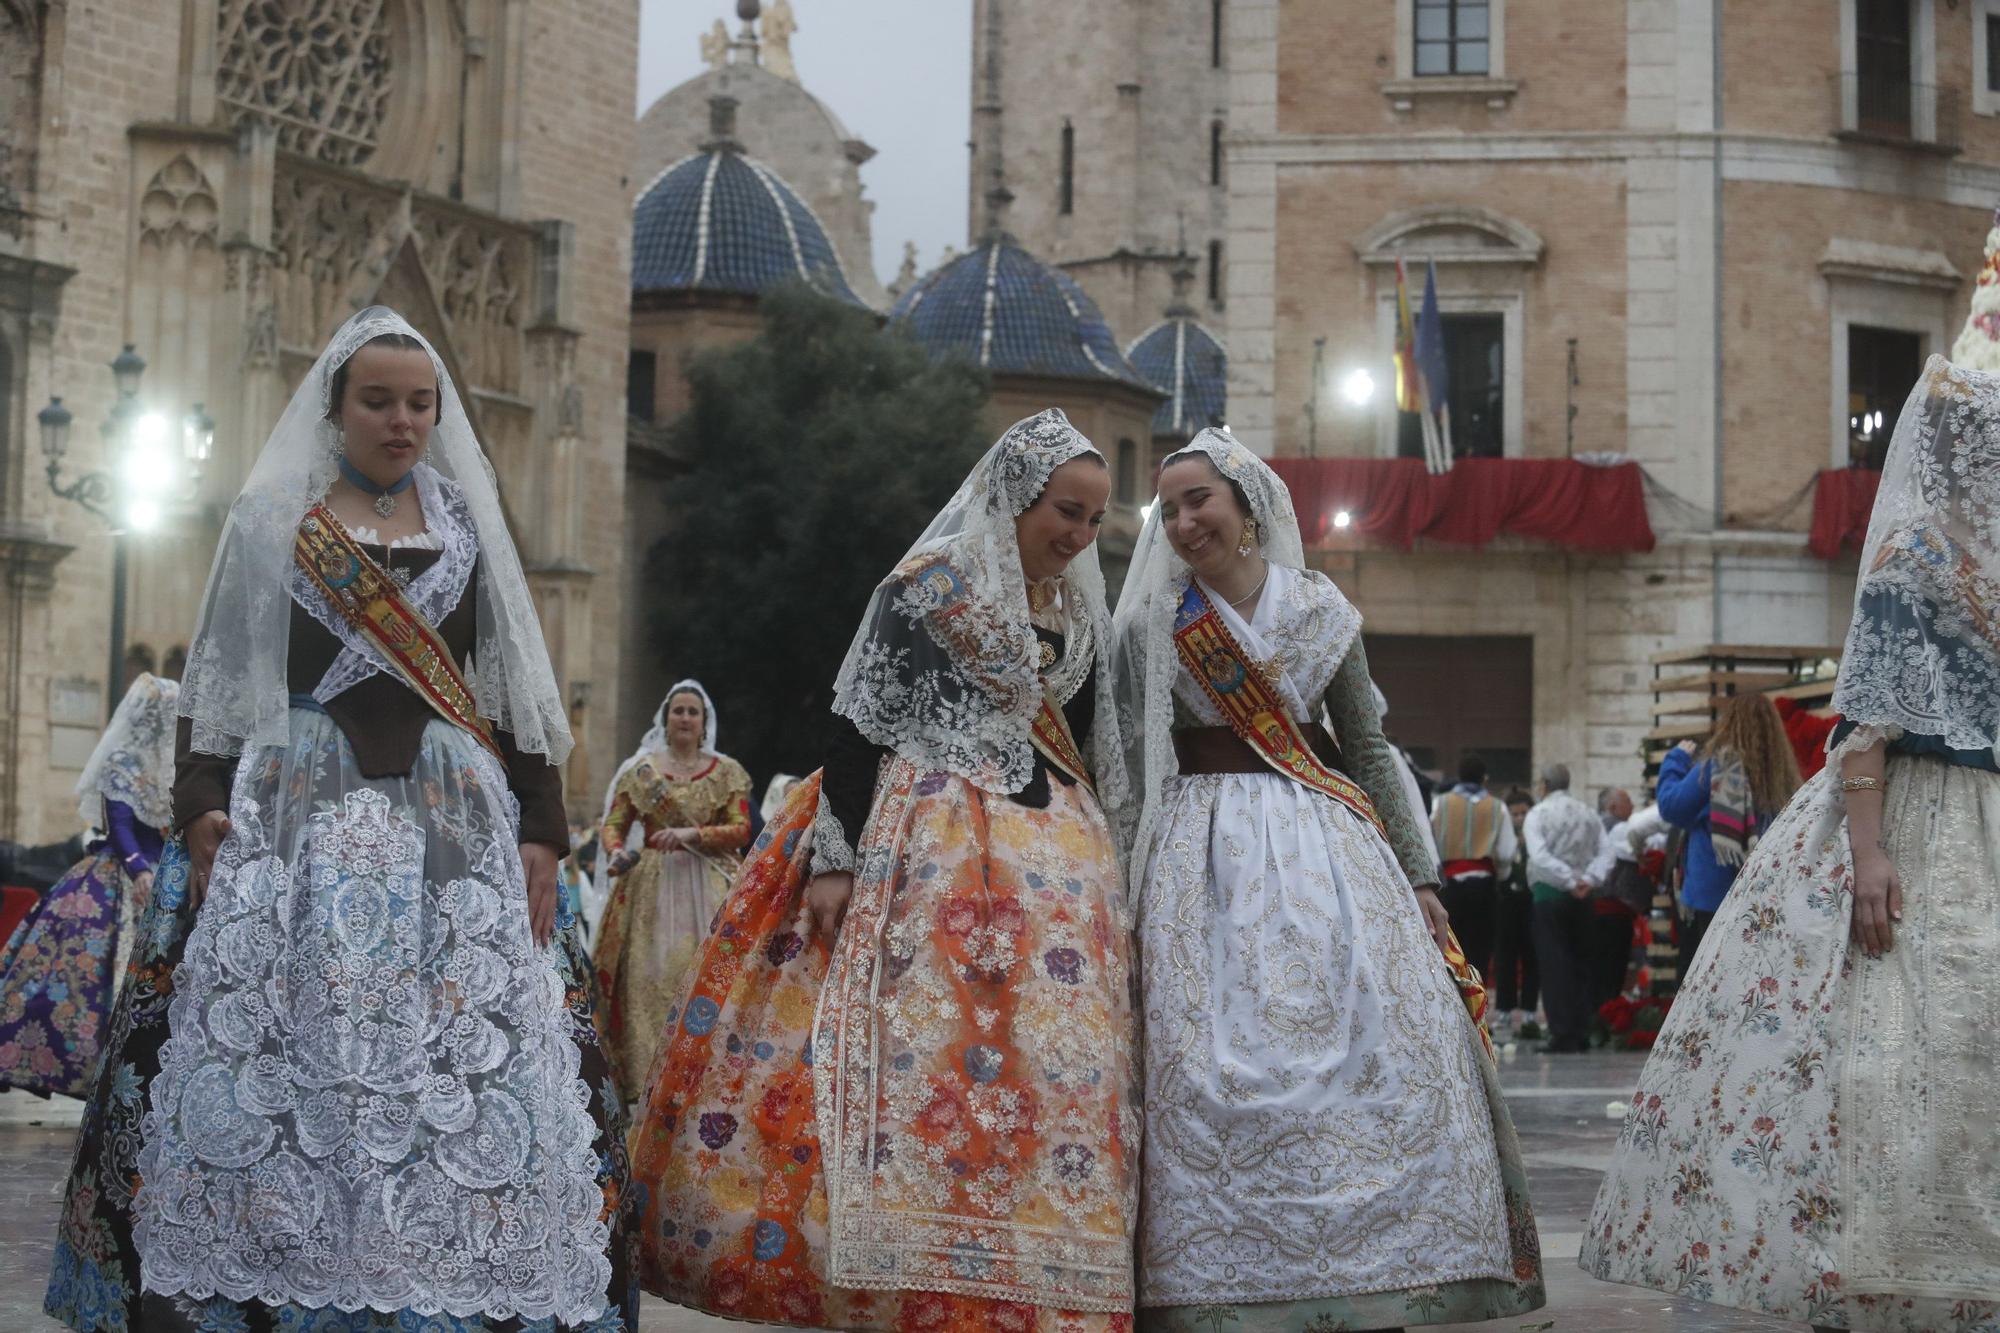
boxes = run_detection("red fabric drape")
[1773,696,1839,781]
[1266,456,1656,553]
[1807,467,1881,560]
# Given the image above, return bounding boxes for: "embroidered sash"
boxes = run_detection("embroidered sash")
[1030,687,1094,795]
[1173,581,1494,1054]
[1172,581,1383,833]
[293,503,501,758]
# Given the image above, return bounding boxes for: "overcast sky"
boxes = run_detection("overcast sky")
[636,1,974,286]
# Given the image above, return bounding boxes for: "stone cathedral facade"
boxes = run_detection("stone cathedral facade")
[0,0,636,839]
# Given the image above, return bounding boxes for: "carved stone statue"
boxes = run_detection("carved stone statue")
[764,0,798,81]
[699,18,729,70]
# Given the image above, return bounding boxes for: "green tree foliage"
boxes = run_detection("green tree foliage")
[645,282,990,786]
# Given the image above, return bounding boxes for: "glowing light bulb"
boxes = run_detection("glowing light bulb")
[1333,510,1353,530]
[1339,369,1376,407]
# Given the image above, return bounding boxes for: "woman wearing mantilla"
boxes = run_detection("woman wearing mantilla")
[1111,428,1544,1333]
[43,307,636,1333]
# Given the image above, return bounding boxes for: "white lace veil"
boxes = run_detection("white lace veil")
[75,672,180,830]
[178,306,571,764]
[830,407,1127,807]
[1110,427,1308,889]
[1834,355,2000,753]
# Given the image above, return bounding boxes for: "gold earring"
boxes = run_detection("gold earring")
[1236,519,1257,557]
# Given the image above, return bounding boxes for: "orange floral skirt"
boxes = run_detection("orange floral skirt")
[627,765,1138,1332]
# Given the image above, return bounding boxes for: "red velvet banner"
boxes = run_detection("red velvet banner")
[1806,467,1880,560]
[1265,456,1656,553]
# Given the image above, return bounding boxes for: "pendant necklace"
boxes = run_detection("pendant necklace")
[338,455,416,519]
[1227,562,1269,610]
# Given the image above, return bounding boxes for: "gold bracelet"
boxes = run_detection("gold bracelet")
[1839,776,1883,793]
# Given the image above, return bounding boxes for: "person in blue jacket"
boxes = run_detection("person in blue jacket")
[1656,691,1800,975]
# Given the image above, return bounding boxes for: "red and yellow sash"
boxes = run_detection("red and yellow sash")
[293,503,501,759]
[1172,582,1383,834]
[1030,687,1094,795]
[1173,580,1494,1056]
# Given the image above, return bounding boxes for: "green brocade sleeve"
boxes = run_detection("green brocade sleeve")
[1322,638,1441,889]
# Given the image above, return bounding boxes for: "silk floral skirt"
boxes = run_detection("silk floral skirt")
[1581,755,2000,1331]
[43,708,640,1333]
[627,763,1140,1332]
[0,848,138,1098]
[1135,770,1544,1332]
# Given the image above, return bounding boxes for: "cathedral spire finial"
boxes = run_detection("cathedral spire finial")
[731,0,762,64]
[981,183,1016,243]
[1166,249,1198,319]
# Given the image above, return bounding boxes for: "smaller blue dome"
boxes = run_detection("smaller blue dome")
[1127,317,1228,439]
[633,149,860,304]
[890,238,1157,393]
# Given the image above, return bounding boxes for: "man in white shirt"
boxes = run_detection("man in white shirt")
[1522,763,1605,1053]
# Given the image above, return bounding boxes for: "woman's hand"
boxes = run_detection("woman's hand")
[131,869,156,903]
[185,811,232,908]
[1675,739,1698,755]
[1414,885,1451,952]
[647,827,695,853]
[607,847,640,877]
[521,842,560,948]
[806,871,853,937]
[1850,846,1903,958]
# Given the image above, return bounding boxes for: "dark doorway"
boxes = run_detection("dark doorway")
[1846,324,1922,470]
[1365,633,1534,790]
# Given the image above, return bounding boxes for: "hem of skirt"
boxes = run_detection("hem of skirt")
[1138,1259,1521,1310]
[136,1277,612,1328]
[1578,1257,1989,1327]
[1137,1273,1545,1330]
[827,1271,1133,1314]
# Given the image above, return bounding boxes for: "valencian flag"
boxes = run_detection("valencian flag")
[1392,257,1421,413]
[1413,259,1455,474]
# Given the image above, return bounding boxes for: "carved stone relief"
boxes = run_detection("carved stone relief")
[138,156,221,252]
[269,164,400,349]
[217,0,397,167]
[411,207,527,394]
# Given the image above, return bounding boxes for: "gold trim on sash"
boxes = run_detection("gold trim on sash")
[1029,686,1094,795]
[293,503,502,759]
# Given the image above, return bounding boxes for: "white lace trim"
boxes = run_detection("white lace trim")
[75,673,179,830]
[808,791,856,877]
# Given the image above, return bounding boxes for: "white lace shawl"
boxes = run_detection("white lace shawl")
[74,672,180,830]
[1834,356,2000,757]
[178,306,571,763]
[828,408,1127,807]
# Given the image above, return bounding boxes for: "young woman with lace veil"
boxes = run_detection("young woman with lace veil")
[0,672,178,1098]
[1582,356,2000,1330]
[43,307,637,1333]
[1111,429,1544,1333]
[624,409,1139,1331]
[592,678,751,1103]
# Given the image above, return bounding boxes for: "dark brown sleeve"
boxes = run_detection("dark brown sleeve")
[499,726,569,852]
[172,716,237,834]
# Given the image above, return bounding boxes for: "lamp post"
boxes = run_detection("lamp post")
[37,345,211,710]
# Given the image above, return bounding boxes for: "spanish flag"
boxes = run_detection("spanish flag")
[1392,255,1420,413]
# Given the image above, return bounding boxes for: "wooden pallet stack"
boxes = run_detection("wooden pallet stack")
[1640,644,1840,995]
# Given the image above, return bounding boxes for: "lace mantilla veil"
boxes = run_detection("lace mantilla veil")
[1111,428,1351,897]
[829,408,1128,809]
[177,306,571,765]
[75,672,180,830]
[1834,355,2000,757]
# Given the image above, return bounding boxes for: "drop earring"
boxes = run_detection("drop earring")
[1236,518,1258,558]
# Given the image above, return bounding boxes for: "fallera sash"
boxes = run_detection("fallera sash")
[293,503,502,759]
[1173,579,1494,1057]
[1172,580,1383,833]
[1030,686,1094,795]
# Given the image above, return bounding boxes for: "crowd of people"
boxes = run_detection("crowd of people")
[0,308,1989,1333]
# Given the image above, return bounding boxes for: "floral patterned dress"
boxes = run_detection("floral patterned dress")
[593,753,750,1103]
[1580,743,2000,1330]
[626,648,1139,1332]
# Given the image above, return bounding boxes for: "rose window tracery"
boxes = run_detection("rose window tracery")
[217,0,395,166]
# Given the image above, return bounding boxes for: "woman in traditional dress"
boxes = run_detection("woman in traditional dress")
[593,680,750,1103]
[0,673,177,1098]
[43,307,637,1333]
[1111,428,1545,1333]
[626,407,1137,1332]
[1581,356,2000,1330]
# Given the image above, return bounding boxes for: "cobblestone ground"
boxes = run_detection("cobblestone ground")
[1,1045,1810,1332]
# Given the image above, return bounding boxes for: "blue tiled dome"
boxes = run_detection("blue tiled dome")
[890,238,1157,392]
[633,149,860,304]
[1127,316,1228,439]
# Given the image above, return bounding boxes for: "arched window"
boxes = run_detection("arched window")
[1207,239,1224,305]
[1212,0,1225,68]
[1210,119,1224,186]
[1059,121,1075,216]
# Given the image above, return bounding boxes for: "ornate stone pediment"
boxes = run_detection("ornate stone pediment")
[1356,205,1545,268]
